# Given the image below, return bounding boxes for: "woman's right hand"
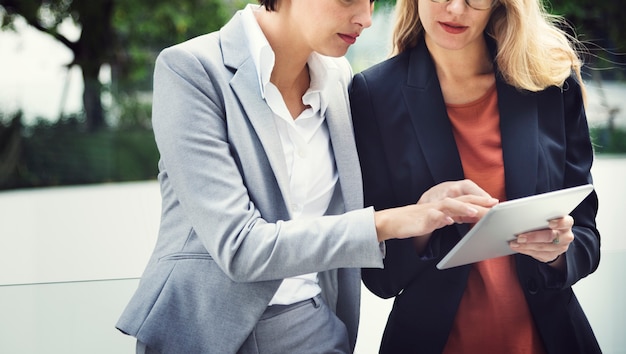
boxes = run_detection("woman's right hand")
[374,180,498,242]
[418,179,497,224]
[418,179,492,204]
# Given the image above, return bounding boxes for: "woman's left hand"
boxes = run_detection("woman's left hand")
[509,215,574,267]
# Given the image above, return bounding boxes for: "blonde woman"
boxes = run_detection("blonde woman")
[350,0,601,352]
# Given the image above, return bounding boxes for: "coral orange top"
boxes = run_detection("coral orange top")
[442,84,546,353]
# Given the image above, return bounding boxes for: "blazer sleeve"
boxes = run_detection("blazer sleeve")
[150,40,384,283]
[350,70,434,298]
[538,76,601,289]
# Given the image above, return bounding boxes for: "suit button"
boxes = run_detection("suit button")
[527,278,539,295]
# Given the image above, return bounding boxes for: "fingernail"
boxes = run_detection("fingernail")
[517,236,527,243]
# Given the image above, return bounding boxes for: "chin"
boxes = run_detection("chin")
[320,47,350,58]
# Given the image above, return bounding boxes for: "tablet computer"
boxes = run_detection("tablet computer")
[436,184,594,270]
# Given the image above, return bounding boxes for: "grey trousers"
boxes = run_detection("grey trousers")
[238,294,350,354]
[136,294,350,354]
[136,341,158,354]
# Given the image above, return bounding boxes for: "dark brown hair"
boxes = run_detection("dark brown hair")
[258,0,277,11]
[260,0,375,12]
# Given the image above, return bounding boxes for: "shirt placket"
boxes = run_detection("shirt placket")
[288,128,309,219]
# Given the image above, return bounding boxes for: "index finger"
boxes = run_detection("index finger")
[439,196,498,222]
[456,179,493,198]
[454,194,499,209]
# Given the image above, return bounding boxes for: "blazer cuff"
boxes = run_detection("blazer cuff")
[354,206,385,268]
[538,255,567,289]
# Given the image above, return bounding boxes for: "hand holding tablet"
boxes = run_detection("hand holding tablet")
[436,184,594,270]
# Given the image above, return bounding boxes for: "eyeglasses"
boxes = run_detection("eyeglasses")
[430,0,497,11]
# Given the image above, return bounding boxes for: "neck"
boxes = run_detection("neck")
[425,34,496,105]
[254,6,312,118]
[425,34,493,82]
[255,6,311,90]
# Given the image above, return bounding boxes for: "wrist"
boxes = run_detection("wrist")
[374,210,391,242]
[545,254,560,265]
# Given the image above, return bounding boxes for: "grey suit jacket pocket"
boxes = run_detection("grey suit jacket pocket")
[159,252,214,262]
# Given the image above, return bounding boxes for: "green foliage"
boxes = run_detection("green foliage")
[0,112,159,190]
[112,0,231,92]
[544,0,626,79]
[113,93,153,129]
[0,0,235,189]
[0,0,233,130]
[590,127,626,154]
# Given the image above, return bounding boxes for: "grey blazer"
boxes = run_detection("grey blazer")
[116,10,384,354]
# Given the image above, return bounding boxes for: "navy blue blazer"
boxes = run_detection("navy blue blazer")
[349,38,601,354]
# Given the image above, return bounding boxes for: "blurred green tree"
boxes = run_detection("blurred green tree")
[0,0,233,131]
[549,0,626,79]
[549,0,626,50]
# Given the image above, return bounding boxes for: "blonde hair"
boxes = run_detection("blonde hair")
[392,0,585,93]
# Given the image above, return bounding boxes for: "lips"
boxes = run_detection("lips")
[440,22,468,34]
[338,33,359,45]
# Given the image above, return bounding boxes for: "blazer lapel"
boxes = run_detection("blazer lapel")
[220,12,293,209]
[402,41,465,184]
[497,79,539,200]
[326,83,363,211]
[400,42,470,237]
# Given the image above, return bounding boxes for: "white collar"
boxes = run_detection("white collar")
[241,4,340,116]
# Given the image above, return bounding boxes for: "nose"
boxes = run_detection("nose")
[446,0,468,14]
[353,0,374,29]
